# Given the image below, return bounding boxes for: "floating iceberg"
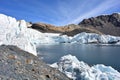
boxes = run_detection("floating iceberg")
[50,55,120,80]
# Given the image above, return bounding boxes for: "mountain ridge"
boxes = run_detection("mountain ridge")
[30,13,120,36]
[79,13,120,36]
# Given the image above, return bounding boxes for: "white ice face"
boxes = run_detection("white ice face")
[0,14,68,56]
[50,54,120,80]
[0,14,39,56]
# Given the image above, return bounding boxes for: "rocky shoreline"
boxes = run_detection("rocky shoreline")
[0,45,70,80]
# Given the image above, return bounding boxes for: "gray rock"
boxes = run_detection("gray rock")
[0,45,70,80]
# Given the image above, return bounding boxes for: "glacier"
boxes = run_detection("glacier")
[50,55,120,80]
[0,14,120,56]
[0,14,70,55]
[0,14,42,56]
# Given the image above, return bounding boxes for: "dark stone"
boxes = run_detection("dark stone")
[46,75,50,78]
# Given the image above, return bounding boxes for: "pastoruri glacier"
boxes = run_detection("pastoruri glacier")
[0,14,120,56]
[0,14,120,80]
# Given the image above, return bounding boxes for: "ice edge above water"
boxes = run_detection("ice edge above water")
[50,54,120,80]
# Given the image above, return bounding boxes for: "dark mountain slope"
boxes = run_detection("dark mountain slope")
[79,13,120,36]
[31,23,102,36]
[30,13,120,36]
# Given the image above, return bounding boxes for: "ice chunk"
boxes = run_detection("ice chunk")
[50,54,120,80]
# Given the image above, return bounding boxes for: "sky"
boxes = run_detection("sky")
[0,0,120,26]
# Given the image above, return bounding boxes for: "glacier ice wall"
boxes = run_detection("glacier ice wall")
[0,14,69,56]
[0,14,41,56]
[71,32,120,44]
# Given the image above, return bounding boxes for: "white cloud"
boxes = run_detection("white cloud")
[2,0,119,26]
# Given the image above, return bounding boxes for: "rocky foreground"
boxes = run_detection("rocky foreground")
[0,45,70,80]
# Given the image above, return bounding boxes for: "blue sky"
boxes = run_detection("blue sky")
[0,0,120,26]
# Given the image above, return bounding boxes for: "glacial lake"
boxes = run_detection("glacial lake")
[37,43,120,71]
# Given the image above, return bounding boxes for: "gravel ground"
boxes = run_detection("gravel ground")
[0,45,70,80]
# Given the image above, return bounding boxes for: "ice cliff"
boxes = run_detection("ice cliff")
[0,14,68,56]
[50,55,120,80]
[0,14,40,56]
[0,14,120,56]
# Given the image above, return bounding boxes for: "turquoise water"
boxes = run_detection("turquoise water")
[37,43,120,71]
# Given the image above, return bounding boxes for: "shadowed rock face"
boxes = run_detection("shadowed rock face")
[0,45,70,80]
[62,27,102,36]
[79,13,120,36]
